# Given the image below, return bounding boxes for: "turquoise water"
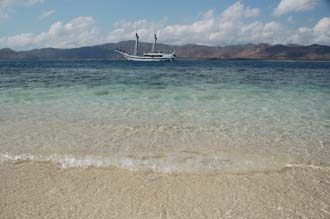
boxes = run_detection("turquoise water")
[0,60,329,173]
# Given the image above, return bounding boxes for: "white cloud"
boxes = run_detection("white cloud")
[313,17,330,44]
[201,9,214,20]
[105,2,329,47]
[314,17,330,33]
[244,7,260,18]
[221,2,260,21]
[287,17,330,45]
[0,0,44,7]
[38,9,55,20]
[107,2,284,46]
[0,16,102,49]
[0,0,43,21]
[0,7,9,21]
[1,2,330,50]
[274,0,319,16]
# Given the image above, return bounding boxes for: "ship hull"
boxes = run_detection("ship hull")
[115,50,175,62]
[125,56,174,62]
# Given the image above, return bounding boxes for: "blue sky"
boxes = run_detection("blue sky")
[0,0,329,50]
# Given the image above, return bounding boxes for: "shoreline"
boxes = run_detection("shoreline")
[1,161,330,218]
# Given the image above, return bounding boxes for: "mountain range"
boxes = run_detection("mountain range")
[1,41,330,61]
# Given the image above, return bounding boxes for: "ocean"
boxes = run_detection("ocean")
[0,60,329,173]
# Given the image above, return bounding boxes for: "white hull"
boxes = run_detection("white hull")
[115,50,175,62]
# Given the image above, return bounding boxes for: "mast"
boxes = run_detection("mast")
[134,33,139,56]
[151,34,157,53]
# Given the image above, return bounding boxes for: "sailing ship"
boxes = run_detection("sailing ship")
[115,33,176,62]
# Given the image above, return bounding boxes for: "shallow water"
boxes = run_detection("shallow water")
[0,60,329,173]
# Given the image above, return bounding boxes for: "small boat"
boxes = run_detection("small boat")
[115,33,176,62]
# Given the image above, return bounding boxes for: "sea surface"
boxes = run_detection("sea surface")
[0,60,329,173]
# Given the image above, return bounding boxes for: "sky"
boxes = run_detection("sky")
[0,0,329,50]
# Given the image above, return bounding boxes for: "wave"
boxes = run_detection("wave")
[0,152,301,174]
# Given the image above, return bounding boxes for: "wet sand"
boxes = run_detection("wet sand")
[1,162,330,218]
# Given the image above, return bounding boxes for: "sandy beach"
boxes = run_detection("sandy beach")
[1,161,330,219]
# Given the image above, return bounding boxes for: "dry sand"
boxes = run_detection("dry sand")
[1,161,330,219]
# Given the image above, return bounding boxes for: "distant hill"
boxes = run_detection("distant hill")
[1,41,330,61]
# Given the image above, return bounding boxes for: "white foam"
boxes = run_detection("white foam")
[0,152,294,174]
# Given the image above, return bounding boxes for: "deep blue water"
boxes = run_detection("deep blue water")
[1,60,330,89]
